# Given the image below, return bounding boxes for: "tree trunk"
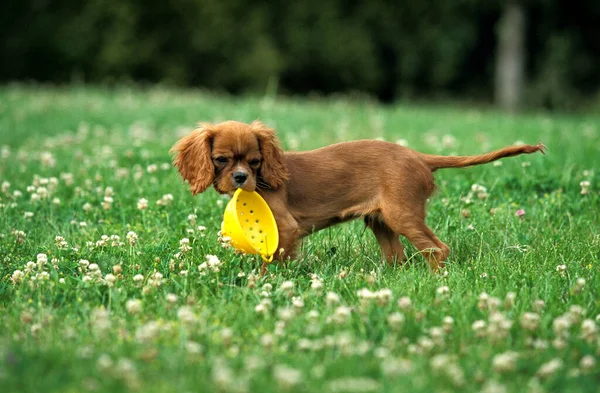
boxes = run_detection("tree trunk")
[495,1,525,113]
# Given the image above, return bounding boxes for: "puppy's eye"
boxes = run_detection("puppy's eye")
[214,157,229,164]
[249,159,261,166]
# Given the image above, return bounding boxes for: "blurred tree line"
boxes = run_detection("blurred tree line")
[1,0,598,110]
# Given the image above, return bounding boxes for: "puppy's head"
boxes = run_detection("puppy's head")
[171,120,288,195]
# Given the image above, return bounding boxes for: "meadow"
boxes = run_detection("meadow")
[0,85,598,393]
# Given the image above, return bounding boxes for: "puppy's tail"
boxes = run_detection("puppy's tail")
[420,143,546,171]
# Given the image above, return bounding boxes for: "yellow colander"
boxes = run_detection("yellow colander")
[220,188,279,262]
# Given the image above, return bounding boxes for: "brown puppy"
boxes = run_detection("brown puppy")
[171,120,545,272]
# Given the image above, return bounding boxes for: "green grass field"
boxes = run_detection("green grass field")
[0,85,599,393]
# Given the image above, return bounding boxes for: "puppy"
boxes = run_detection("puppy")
[171,120,545,272]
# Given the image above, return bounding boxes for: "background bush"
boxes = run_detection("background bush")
[1,0,599,108]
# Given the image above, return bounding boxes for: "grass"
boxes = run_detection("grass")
[0,84,599,393]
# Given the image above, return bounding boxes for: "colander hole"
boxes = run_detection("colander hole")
[255,220,259,223]
[245,219,249,223]
[250,210,254,214]
[243,203,247,206]
[259,230,263,234]
[249,227,253,231]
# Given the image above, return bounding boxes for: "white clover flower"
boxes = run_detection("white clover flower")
[310,277,324,294]
[133,274,144,284]
[492,351,519,373]
[179,238,192,253]
[580,180,591,195]
[520,312,540,332]
[443,316,454,333]
[580,355,596,371]
[126,231,138,246]
[166,293,178,304]
[397,296,412,310]
[126,299,142,314]
[137,198,149,210]
[273,365,302,390]
[375,288,393,305]
[553,315,572,338]
[472,320,487,337]
[11,270,24,284]
[387,312,405,331]
[292,296,304,310]
[104,273,116,286]
[156,193,174,206]
[177,306,197,324]
[325,291,341,306]
[436,286,450,296]
[536,358,563,379]
[280,280,294,294]
[580,319,598,342]
[331,306,352,325]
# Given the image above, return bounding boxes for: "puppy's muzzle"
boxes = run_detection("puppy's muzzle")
[233,171,248,187]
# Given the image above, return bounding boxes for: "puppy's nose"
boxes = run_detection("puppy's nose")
[233,171,248,185]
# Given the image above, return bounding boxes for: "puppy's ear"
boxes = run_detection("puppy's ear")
[251,120,288,190]
[170,124,215,195]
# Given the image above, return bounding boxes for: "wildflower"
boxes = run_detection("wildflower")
[11,270,24,284]
[436,286,450,298]
[580,319,598,342]
[326,292,341,306]
[156,193,174,206]
[580,180,590,195]
[166,293,178,304]
[137,198,149,210]
[280,280,294,296]
[580,355,596,371]
[146,164,158,173]
[255,298,272,316]
[536,358,563,379]
[520,312,540,332]
[532,299,545,312]
[133,274,144,283]
[102,196,113,210]
[443,316,454,333]
[177,306,197,325]
[553,315,572,338]
[381,358,413,377]
[331,306,352,325]
[13,230,26,243]
[273,365,302,390]
[55,235,68,249]
[126,299,142,314]
[515,209,525,218]
[135,321,161,343]
[472,320,487,337]
[185,341,203,354]
[104,273,116,286]
[179,238,192,253]
[126,231,138,246]
[387,312,405,331]
[24,211,34,219]
[397,296,412,310]
[492,351,519,373]
[375,288,393,305]
[310,275,324,294]
[292,296,304,310]
[504,292,516,309]
[83,202,92,212]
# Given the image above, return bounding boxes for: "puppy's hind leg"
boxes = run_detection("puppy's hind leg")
[381,207,449,272]
[365,216,406,266]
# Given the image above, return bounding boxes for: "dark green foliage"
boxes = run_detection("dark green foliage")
[0,0,599,107]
